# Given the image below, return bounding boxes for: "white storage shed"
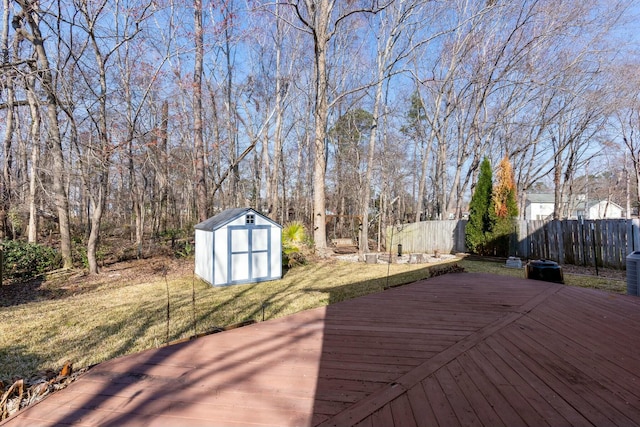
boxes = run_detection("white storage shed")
[194,208,282,286]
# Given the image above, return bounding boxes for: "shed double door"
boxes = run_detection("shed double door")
[228,226,270,283]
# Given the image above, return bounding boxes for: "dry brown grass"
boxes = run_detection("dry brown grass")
[0,257,438,381]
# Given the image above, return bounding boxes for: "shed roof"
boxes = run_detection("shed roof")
[194,207,281,231]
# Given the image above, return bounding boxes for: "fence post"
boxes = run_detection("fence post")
[628,219,640,254]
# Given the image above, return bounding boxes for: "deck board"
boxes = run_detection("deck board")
[466,343,552,427]
[433,366,482,427]
[405,379,438,427]
[388,394,417,427]
[422,375,459,426]
[445,358,506,427]
[3,272,640,427]
[454,351,526,427]
[498,326,606,426]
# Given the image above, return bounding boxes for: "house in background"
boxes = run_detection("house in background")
[574,199,624,219]
[524,193,624,220]
[525,193,556,220]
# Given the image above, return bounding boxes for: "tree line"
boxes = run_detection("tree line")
[0,0,638,272]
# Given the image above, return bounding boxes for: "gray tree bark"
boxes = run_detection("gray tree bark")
[16,0,73,267]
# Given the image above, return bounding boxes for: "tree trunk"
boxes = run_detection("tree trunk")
[311,0,331,254]
[223,2,238,206]
[87,186,105,274]
[160,100,169,232]
[625,153,631,219]
[26,73,40,243]
[194,0,207,221]
[270,15,285,221]
[1,65,13,240]
[17,0,73,267]
[553,153,563,220]
[262,126,271,214]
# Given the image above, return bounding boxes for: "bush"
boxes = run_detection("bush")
[282,221,309,268]
[283,245,307,268]
[1,240,62,280]
[282,221,306,246]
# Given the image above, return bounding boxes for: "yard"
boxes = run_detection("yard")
[0,255,626,383]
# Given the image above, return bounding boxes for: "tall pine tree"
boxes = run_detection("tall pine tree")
[466,158,493,254]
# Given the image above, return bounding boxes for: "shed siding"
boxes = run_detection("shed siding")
[271,228,282,278]
[228,216,247,227]
[195,229,213,284]
[255,215,272,227]
[253,228,268,251]
[214,227,228,285]
[254,252,268,277]
[232,228,249,251]
[252,227,269,279]
[231,252,250,282]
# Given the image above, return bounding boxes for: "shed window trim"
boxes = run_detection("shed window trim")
[246,214,255,224]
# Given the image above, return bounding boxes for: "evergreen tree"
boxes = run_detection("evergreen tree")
[466,158,493,254]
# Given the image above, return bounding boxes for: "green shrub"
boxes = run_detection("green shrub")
[1,240,62,280]
[282,221,309,268]
[282,221,306,246]
[175,240,194,258]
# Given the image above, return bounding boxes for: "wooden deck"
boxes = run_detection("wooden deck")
[3,272,640,426]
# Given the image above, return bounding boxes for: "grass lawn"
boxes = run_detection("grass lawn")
[0,259,440,381]
[458,259,626,294]
[0,256,626,382]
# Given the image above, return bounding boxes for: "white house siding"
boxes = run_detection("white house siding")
[589,201,623,219]
[525,202,555,221]
[525,193,624,220]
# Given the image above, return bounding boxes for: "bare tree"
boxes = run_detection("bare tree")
[289,0,387,254]
[1,0,15,238]
[194,0,207,221]
[619,86,640,211]
[67,0,150,273]
[359,0,432,251]
[25,68,40,242]
[14,0,73,267]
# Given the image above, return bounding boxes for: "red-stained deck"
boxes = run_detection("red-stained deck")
[3,272,640,426]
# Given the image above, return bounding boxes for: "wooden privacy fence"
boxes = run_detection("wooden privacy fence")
[520,219,640,269]
[387,219,640,270]
[386,220,468,255]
